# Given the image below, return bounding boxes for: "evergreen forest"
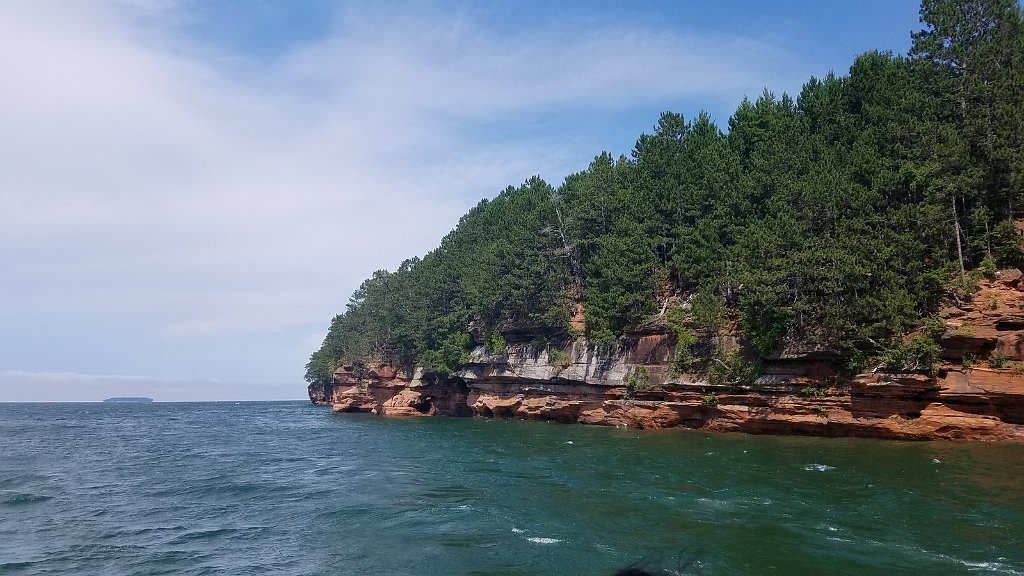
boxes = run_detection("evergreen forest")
[306,0,1024,386]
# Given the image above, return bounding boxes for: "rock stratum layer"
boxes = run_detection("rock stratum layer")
[309,273,1024,441]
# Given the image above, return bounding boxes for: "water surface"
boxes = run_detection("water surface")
[1,401,1022,574]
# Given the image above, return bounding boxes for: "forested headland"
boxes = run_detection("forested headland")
[306,0,1024,388]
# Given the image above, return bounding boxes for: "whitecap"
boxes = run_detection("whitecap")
[958,559,1009,570]
[932,458,941,464]
[527,537,562,544]
[803,464,835,472]
[564,441,574,445]
[511,527,524,534]
[695,497,727,508]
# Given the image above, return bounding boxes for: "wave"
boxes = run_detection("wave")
[803,464,835,472]
[1,491,53,505]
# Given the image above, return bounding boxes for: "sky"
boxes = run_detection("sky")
[0,0,923,402]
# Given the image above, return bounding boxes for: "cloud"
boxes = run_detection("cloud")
[0,1,808,397]
[285,8,790,117]
[0,370,302,402]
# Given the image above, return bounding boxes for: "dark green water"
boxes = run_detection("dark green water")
[1,401,1022,575]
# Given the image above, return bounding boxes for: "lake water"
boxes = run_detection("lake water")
[1,401,1022,575]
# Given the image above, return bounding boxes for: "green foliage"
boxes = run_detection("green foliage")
[420,331,472,378]
[582,223,659,340]
[991,220,1024,267]
[587,327,617,349]
[664,305,698,374]
[690,290,725,335]
[955,270,982,297]
[701,392,719,407]
[304,348,337,387]
[486,331,508,356]
[708,349,762,389]
[626,366,653,393]
[881,335,941,375]
[989,350,1008,369]
[979,256,998,279]
[969,266,989,288]
[841,349,867,379]
[548,348,571,368]
[921,315,947,341]
[349,360,369,382]
[624,365,653,401]
[306,4,1024,387]
[738,283,793,357]
[800,386,825,399]
[665,305,687,337]
[671,329,699,375]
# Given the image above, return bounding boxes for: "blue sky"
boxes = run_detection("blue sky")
[0,0,921,401]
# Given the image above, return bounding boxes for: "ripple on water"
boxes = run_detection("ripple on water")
[0,491,54,505]
[803,463,836,472]
[1,402,1023,576]
[164,526,269,545]
[526,537,563,544]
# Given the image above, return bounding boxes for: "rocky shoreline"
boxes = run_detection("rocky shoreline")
[309,272,1024,442]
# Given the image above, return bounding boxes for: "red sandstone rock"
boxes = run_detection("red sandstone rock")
[998,268,1022,288]
[310,273,1024,441]
[307,383,332,405]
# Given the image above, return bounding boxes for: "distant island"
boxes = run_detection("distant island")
[103,397,153,403]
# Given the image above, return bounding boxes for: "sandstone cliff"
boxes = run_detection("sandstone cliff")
[310,270,1024,441]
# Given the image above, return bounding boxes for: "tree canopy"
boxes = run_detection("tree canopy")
[306,0,1024,385]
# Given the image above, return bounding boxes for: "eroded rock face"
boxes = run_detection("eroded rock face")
[311,272,1024,442]
[940,271,1024,361]
[307,383,332,406]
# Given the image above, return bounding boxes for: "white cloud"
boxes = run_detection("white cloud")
[0,370,302,402]
[0,1,807,398]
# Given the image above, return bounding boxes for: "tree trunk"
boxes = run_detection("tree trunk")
[953,193,967,286]
[549,192,583,290]
[985,218,993,260]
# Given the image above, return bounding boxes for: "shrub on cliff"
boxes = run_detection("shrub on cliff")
[701,392,719,407]
[880,336,941,375]
[708,350,762,389]
[420,332,472,378]
[664,306,698,374]
[626,366,653,394]
[548,348,571,369]
[486,331,508,356]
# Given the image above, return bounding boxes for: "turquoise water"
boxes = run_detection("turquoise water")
[1,401,1022,575]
